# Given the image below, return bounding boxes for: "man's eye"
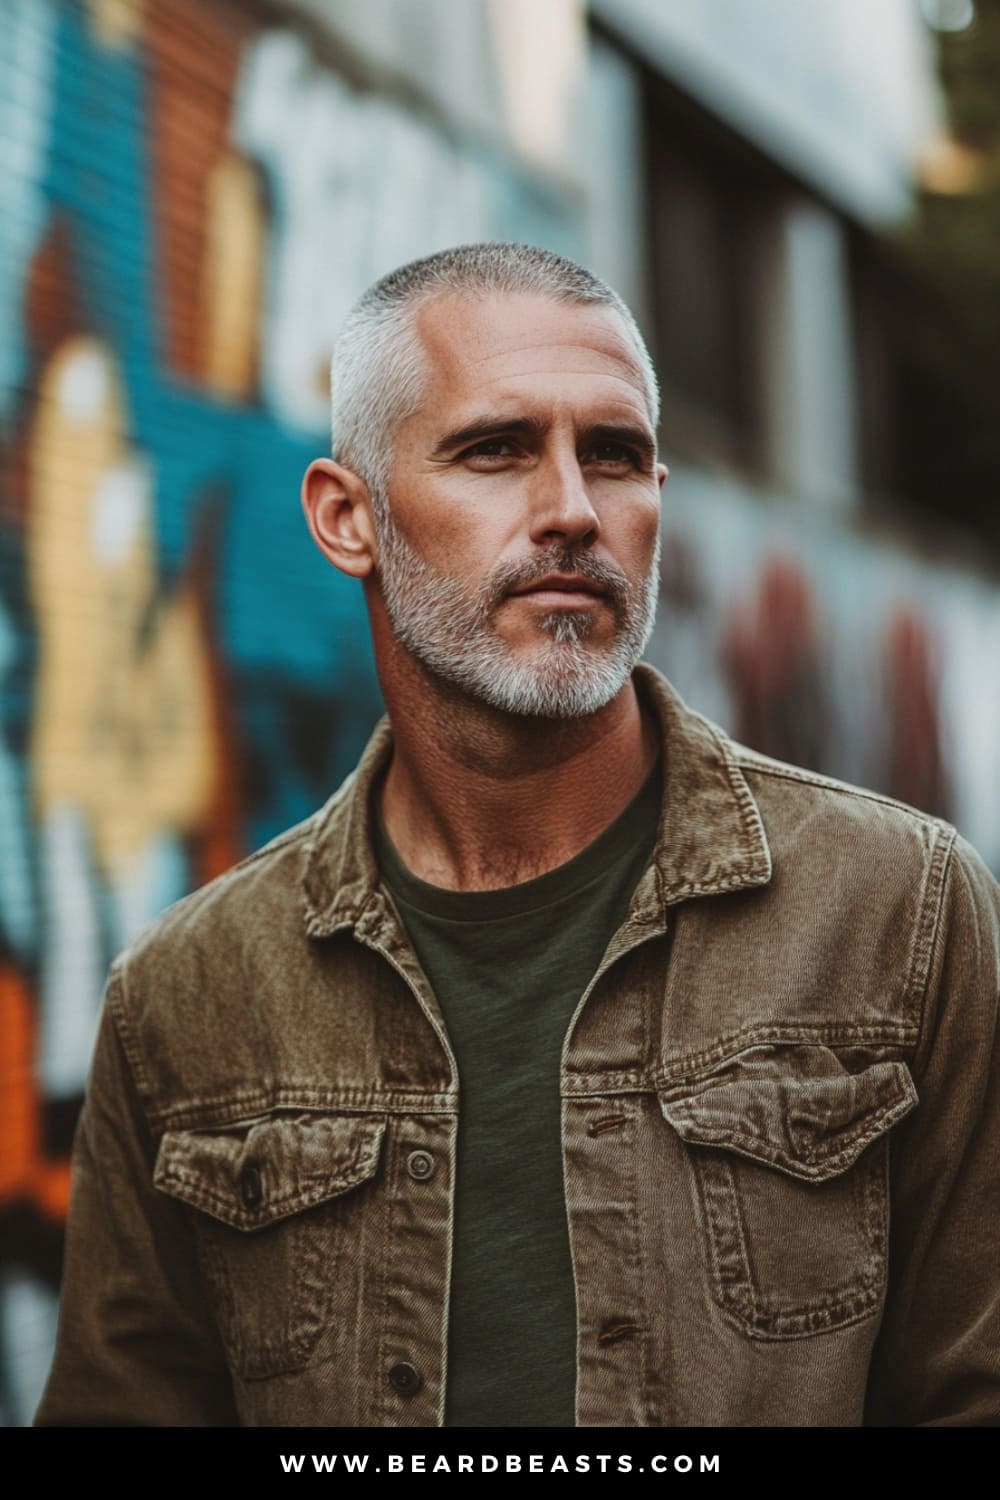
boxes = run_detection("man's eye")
[464,438,517,460]
[588,442,638,467]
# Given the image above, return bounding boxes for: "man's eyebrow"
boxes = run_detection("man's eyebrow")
[429,416,657,460]
[430,416,546,457]
[583,423,657,462]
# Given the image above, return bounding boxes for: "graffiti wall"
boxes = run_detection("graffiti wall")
[0,0,582,1423]
[649,466,1000,878]
[2,0,997,1430]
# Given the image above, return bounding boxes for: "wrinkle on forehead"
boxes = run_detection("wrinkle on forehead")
[468,367,649,404]
[413,293,648,405]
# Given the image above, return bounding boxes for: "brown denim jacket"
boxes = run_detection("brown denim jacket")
[37,665,1000,1427]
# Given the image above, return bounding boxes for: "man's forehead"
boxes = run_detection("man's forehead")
[411,291,650,412]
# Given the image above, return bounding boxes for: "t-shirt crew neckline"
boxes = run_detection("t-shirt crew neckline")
[372,757,663,924]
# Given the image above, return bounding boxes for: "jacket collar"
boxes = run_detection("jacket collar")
[301,663,772,938]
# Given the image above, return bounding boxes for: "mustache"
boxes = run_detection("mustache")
[482,546,633,610]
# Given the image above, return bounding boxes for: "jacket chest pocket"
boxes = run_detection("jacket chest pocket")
[154,1111,385,1379]
[660,1047,917,1341]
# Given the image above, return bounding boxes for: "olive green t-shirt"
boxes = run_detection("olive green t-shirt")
[373,762,661,1427]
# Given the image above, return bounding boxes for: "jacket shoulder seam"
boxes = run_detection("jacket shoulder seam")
[733,742,958,1041]
[133,815,320,939]
[908,829,996,1083]
[104,962,158,1123]
[733,749,953,833]
[906,823,958,1054]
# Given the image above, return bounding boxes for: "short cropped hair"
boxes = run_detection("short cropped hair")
[330,242,659,516]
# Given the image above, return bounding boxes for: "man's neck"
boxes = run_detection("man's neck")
[377,658,659,892]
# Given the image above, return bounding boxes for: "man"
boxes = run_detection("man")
[38,243,1000,1427]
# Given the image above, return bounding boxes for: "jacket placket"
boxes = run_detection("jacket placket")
[347,889,459,1426]
[560,884,673,1427]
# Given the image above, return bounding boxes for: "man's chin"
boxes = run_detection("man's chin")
[391,606,639,719]
[463,647,635,721]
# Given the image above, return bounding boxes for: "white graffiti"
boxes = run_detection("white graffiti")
[232,29,495,434]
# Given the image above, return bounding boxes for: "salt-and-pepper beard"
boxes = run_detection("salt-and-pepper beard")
[372,496,661,719]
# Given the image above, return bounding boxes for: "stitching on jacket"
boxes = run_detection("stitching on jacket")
[733,748,955,826]
[909,833,963,1089]
[151,1090,458,1131]
[106,963,157,1116]
[669,1100,915,1177]
[718,743,773,879]
[688,1138,887,1340]
[654,1024,917,1086]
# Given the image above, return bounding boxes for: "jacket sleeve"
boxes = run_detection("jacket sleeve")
[865,832,1000,1426]
[34,966,239,1426]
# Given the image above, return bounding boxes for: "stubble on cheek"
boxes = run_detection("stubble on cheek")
[375,508,659,718]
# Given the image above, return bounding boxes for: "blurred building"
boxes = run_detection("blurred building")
[1,0,996,1423]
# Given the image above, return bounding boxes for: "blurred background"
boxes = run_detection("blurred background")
[1,0,998,1424]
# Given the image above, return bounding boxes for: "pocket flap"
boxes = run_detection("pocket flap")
[153,1112,386,1229]
[660,1047,917,1181]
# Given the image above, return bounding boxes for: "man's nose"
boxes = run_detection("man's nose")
[527,453,600,548]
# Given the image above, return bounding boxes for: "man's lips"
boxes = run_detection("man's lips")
[507,574,609,606]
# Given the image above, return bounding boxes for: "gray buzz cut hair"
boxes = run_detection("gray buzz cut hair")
[329,242,659,517]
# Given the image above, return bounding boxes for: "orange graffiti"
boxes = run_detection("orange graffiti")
[0,967,71,1222]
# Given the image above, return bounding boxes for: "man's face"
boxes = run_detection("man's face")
[371,292,666,718]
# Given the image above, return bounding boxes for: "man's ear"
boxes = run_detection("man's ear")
[301,458,377,579]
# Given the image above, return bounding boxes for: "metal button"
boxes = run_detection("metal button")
[387,1361,421,1397]
[406,1149,435,1181]
[239,1163,262,1209]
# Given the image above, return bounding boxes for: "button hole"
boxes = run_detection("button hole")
[597,1321,640,1347]
[239,1163,263,1209]
[588,1114,627,1137]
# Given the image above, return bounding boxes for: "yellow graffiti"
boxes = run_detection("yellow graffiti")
[87,0,145,50]
[27,335,217,875]
[200,150,264,402]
